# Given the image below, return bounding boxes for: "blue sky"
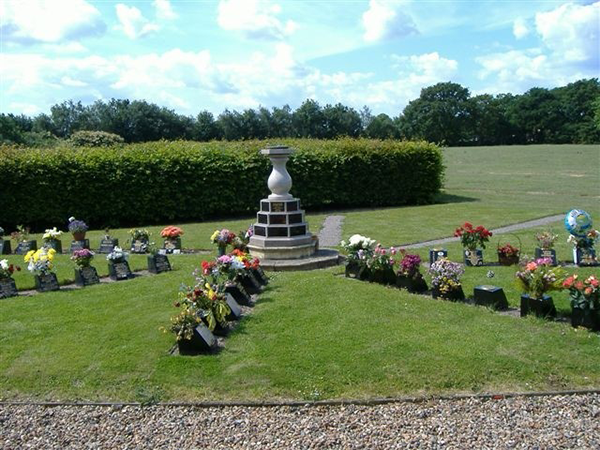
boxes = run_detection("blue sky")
[1,0,598,117]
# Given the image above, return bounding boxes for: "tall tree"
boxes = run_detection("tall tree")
[293,99,325,138]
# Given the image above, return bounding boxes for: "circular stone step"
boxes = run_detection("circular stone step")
[258,249,341,271]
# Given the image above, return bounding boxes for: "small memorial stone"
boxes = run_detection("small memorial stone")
[574,248,598,266]
[429,248,447,265]
[35,273,60,292]
[0,240,12,255]
[70,239,90,253]
[251,266,268,285]
[108,260,133,280]
[15,240,37,255]
[474,285,508,310]
[45,240,63,254]
[131,240,149,254]
[463,249,483,266]
[74,266,100,286]
[148,254,172,274]
[224,282,252,306]
[177,323,217,355]
[0,278,18,298]
[237,271,262,295]
[163,238,181,254]
[225,294,242,320]
[98,238,119,254]
[534,248,558,266]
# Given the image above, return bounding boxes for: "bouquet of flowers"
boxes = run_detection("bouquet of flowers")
[233,225,253,250]
[0,259,20,279]
[160,226,184,239]
[340,234,377,260]
[397,250,422,279]
[11,225,30,243]
[535,231,558,249]
[563,274,599,310]
[106,246,128,263]
[367,244,396,272]
[130,229,151,241]
[71,248,95,268]
[211,229,236,247]
[24,247,57,275]
[515,257,564,299]
[231,249,260,269]
[178,282,230,331]
[215,254,247,280]
[68,217,88,234]
[163,307,201,341]
[42,227,63,242]
[428,259,465,295]
[567,229,599,250]
[454,222,492,250]
[498,243,519,257]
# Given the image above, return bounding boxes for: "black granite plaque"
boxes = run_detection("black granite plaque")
[258,214,268,224]
[148,254,171,274]
[35,273,60,292]
[177,323,217,355]
[15,240,37,255]
[286,201,299,212]
[70,239,90,253]
[131,239,149,254]
[109,260,132,280]
[270,214,286,225]
[224,282,252,306]
[225,294,242,320]
[534,248,558,266]
[474,285,508,310]
[1,240,12,255]
[45,240,62,254]
[251,267,268,285]
[270,202,285,212]
[254,226,266,237]
[289,213,303,224]
[289,225,306,236]
[74,266,100,286]
[261,201,270,212]
[268,227,288,237]
[0,278,18,298]
[429,248,448,265]
[98,238,119,254]
[237,271,262,295]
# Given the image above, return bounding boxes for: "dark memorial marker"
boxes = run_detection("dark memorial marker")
[15,240,37,255]
[45,240,63,254]
[251,266,268,285]
[108,261,133,280]
[70,239,90,253]
[270,202,285,212]
[131,240,148,254]
[35,273,60,292]
[148,254,172,274]
[474,285,508,310]
[74,266,100,286]
[225,294,242,320]
[534,248,558,266]
[163,238,181,254]
[429,248,447,265]
[224,282,252,306]
[98,238,119,254]
[1,240,12,255]
[237,271,262,295]
[177,323,217,355]
[0,278,18,298]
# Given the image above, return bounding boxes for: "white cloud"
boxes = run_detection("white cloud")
[0,0,105,44]
[512,17,529,39]
[153,0,177,20]
[217,0,296,40]
[115,4,160,39]
[362,0,417,43]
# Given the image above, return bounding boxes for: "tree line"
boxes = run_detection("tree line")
[1,78,598,146]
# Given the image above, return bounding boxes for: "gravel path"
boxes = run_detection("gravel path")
[1,393,598,449]
[395,214,565,249]
[318,215,345,247]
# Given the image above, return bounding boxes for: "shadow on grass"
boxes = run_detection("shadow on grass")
[433,192,479,204]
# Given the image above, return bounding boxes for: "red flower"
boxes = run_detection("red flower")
[464,222,473,229]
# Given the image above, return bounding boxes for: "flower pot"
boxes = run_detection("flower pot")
[345,260,362,278]
[520,294,556,318]
[34,273,60,292]
[44,239,62,254]
[1,240,12,255]
[432,285,465,301]
[463,249,483,266]
[534,248,557,266]
[497,253,519,266]
[396,274,428,294]
[0,277,18,298]
[571,307,600,331]
[370,267,396,285]
[177,324,217,355]
[217,245,227,256]
[74,266,100,286]
[147,254,171,274]
[15,240,37,255]
[72,231,86,241]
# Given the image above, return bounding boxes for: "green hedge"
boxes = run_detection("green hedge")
[0,139,443,230]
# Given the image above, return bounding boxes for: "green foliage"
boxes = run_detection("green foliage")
[0,139,443,230]
[69,130,125,147]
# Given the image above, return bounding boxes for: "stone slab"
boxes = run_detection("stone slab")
[258,249,340,271]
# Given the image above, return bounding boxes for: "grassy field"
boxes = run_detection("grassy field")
[1,144,599,402]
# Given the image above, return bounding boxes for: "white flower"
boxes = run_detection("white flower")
[68,216,75,222]
[43,227,63,240]
[0,259,8,270]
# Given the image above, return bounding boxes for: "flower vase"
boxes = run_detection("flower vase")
[396,273,428,294]
[72,231,86,241]
[218,245,227,256]
[463,248,483,266]
[520,294,556,318]
[571,307,600,331]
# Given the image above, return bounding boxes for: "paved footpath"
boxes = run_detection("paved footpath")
[1,393,599,449]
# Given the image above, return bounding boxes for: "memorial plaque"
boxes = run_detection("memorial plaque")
[474,285,508,310]
[238,271,262,295]
[109,261,132,280]
[225,294,242,320]
[575,248,598,266]
[70,239,89,253]
[268,227,288,237]
[148,254,172,274]
[45,240,62,253]
[429,248,448,265]
[261,201,270,212]
[286,201,299,212]
[254,226,266,237]
[177,323,217,355]
[0,278,18,298]
[15,240,37,255]
[35,273,60,292]
[1,240,12,255]
[270,202,285,212]
[289,225,306,236]
[251,267,268,285]
[163,238,181,254]
[131,239,148,253]
[258,214,268,224]
[534,248,557,266]
[224,282,252,306]
[288,213,303,224]
[98,238,119,254]
[75,266,100,286]
[270,214,286,225]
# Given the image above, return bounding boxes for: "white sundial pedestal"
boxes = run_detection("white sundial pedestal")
[262,146,294,200]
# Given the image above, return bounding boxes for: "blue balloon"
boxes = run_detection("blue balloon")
[564,209,593,238]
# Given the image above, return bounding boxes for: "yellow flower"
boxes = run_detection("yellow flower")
[205,283,216,301]
[210,230,219,242]
[24,250,35,262]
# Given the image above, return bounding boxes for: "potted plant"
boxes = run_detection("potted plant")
[497,243,520,266]
[0,227,11,255]
[454,222,492,266]
[24,247,59,292]
[130,229,151,253]
[0,258,21,298]
[42,227,63,254]
[396,250,428,293]
[162,306,216,355]
[567,229,599,266]
[534,231,558,265]
[71,248,99,286]
[428,259,465,301]
[211,229,236,256]
[340,234,376,279]
[365,244,397,285]
[11,225,37,255]
[563,274,599,331]
[515,257,564,318]
[68,217,88,241]
[160,226,184,253]
[106,246,133,280]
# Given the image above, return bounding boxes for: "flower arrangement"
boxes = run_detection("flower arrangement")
[130,229,150,241]
[215,253,247,280]
[232,225,253,250]
[211,229,236,247]
[163,307,201,341]
[68,217,88,234]
[106,246,128,262]
[367,244,396,272]
[231,249,260,269]
[454,222,493,250]
[567,229,599,250]
[563,274,599,310]
[535,231,558,249]
[428,259,465,295]
[10,225,30,243]
[340,234,377,259]
[515,258,564,299]
[498,243,519,257]
[177,282,230,331]
[0,259,21,279]
[42,227,63,242]
[397,250,422,279]
[161,226,184,239]
[71,248,95,268]
[24,247,56,275]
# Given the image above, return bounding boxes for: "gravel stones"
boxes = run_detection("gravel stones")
[1,393,599,449]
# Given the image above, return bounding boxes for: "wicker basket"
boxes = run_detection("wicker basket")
[497,234,522,266]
